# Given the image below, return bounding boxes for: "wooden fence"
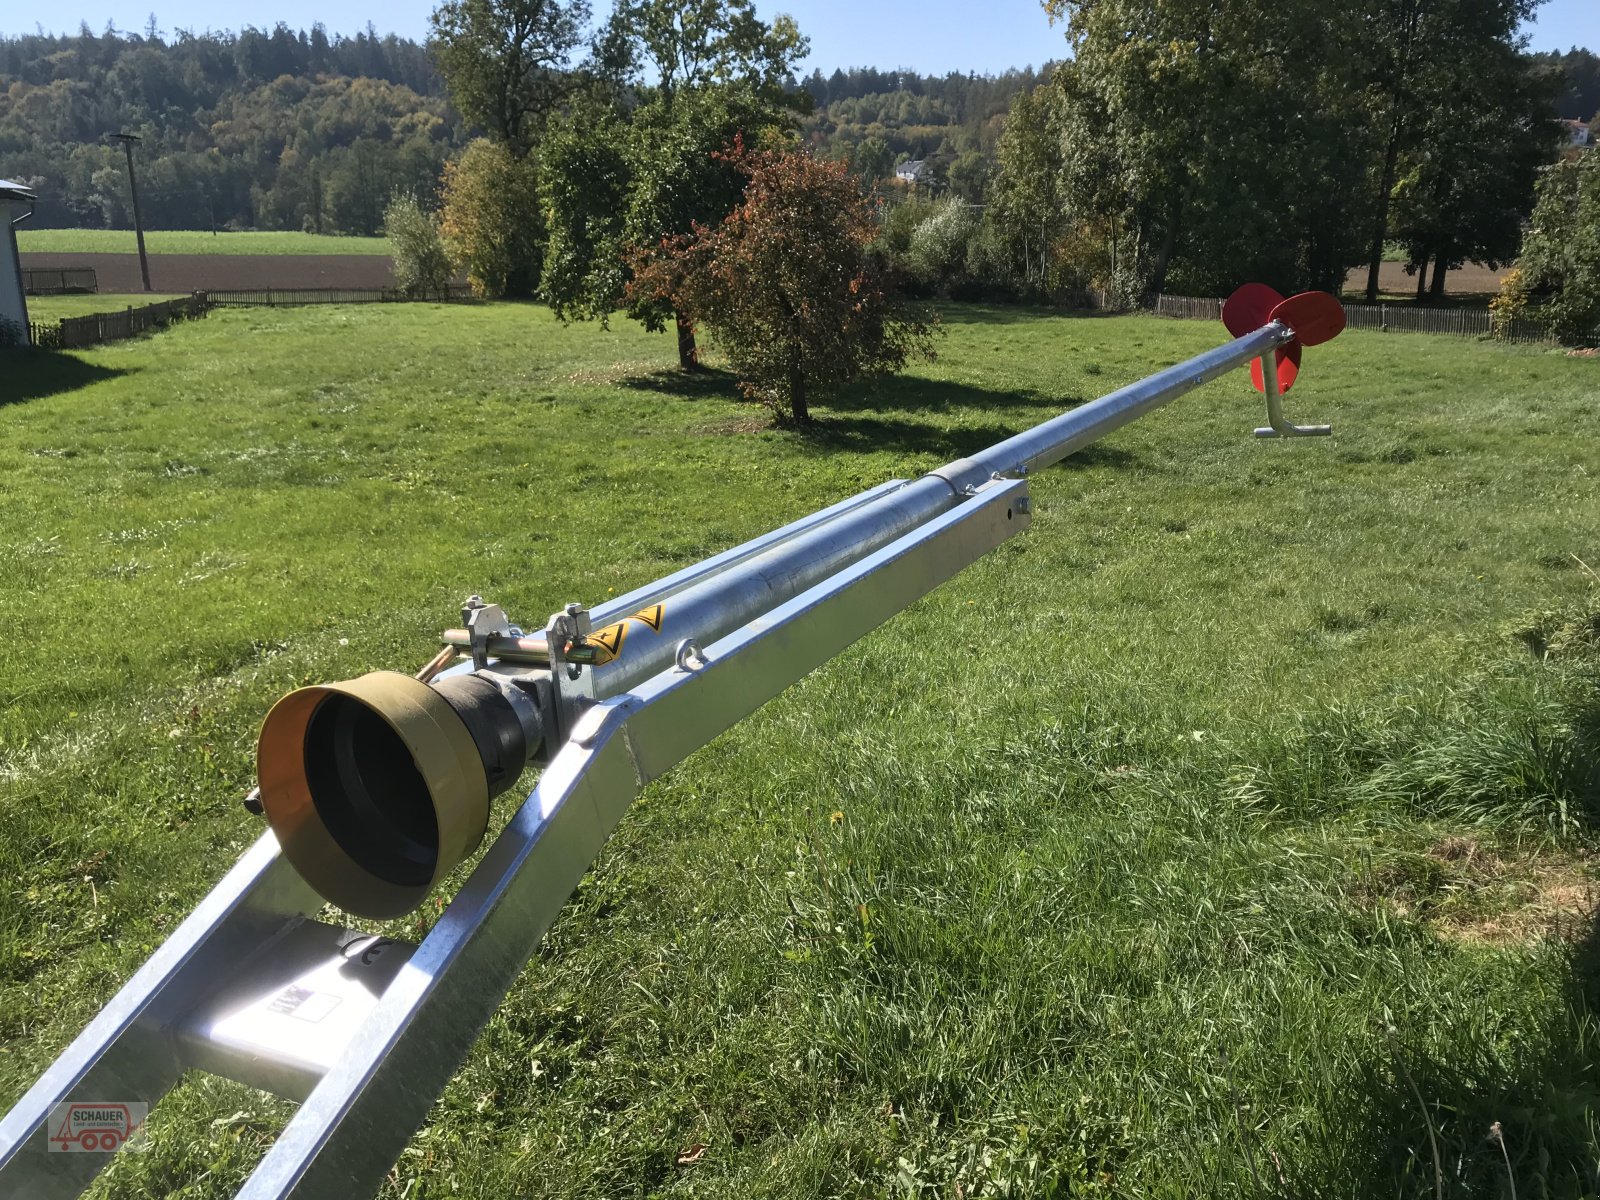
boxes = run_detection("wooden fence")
[205,285,473,307]
[22,267,98,295]
[29,293,210,350]
[1154,293,1575,345]
[16,284,476,350]
[1153,295,1223,322]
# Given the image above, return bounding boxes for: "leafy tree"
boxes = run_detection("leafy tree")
[1497,152,1600,340]
[906,198,979,289]
[946,149,989,203]
[540,0,807,369]
[1044,0,1379,297]
[384,192,455,297]
[1389,54,1558,298]
[540,98,630,320]
[628,143,938,425]
[1356,0,1543,302]
[987,83,1066,287]
[876,194,939,261]
[428,0,589,155]
[0,26,460,232]
[620,87,787,366]
[607,0,806,106]
[850,135,892,187]
[1531,47,1600,120]
[439,137,542,297]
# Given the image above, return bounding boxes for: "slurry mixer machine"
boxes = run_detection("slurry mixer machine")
[0,284,1346,1198]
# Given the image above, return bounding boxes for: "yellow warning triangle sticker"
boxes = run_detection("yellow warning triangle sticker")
[578,606,663,666]
[584,622,626,663]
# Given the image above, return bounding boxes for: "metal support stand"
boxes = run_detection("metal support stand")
[1254,349,1332,438]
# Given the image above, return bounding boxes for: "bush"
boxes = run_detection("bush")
[439,139,543,299]
[906,198,979,290]
[1502,154,1600,343]
[384,193,455,299]
[876,196,939,261]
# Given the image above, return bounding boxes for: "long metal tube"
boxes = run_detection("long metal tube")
[576,320,1294,697]
[966,321,1291,478]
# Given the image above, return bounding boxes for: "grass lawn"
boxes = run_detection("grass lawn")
[17,229,391,255]
[26,293,187,321]
[1,303,1598,1198]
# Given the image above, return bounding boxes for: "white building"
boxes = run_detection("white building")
[1,178,36,346]
[894,159,927,184]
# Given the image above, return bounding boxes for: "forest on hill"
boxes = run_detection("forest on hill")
[0,26,456,233]
[0,25,1047,233]
[797,65,1055,200]
[1536,47,1600,121]
[8,21,1592,240]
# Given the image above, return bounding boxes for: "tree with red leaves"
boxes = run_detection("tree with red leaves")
[628,142,937,424]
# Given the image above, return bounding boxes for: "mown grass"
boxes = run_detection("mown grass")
[17,229,390,255]
[1,303,1598,1198]
[26,293,187,321]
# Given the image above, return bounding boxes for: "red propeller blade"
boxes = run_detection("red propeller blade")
[1268,291,1345,347]
[1249,342,1302,395]
[1222,283,1285,338]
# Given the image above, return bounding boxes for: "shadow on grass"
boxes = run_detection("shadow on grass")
[617,366,741,400]
[806,413,1137,469]
[1319,913,1600,1198]
[933,303,1127,326]
[828,374,1089,419]
[2,352,132,406]
[1327,676,1600,1197]
[615,360,1133,468]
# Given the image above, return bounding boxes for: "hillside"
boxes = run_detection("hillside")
[0,26,460,234]
[1,28,1596,238]
[798,65,1055,197]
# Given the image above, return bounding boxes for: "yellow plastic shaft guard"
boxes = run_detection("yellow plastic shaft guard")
[257,671,489,919]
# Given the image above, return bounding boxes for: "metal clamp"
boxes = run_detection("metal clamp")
[461,596,513,670]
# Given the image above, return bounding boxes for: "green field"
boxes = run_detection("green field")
[26,293,186,321]
[2,304,1598,1197]
[17,229,391,255]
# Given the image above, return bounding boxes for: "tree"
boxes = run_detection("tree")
[947,149,990,203]
[384,192,455,297]
[428,0,589,155]
[628,143,938,425]
[988,83,1066,288]
[906,198,979,290]
[540,98,631,320]
[850,135,892,188]
[618,87,783,366]
[439,137,542,297]
[1356,0,1543,302]
[1389,54,1557,298]
[1497,152,1600,341]
[607,0,806,107]
[539,0,808,369]
[1043,0,1376,297]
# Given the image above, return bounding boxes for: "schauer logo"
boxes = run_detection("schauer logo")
[47,1102,149,1152]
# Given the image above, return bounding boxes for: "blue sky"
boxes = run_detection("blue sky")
[4,0,1596,75]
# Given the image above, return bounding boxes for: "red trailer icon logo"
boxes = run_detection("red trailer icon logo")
[47,1101,147,1152]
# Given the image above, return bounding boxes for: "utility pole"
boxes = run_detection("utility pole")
[111,132,152,292]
